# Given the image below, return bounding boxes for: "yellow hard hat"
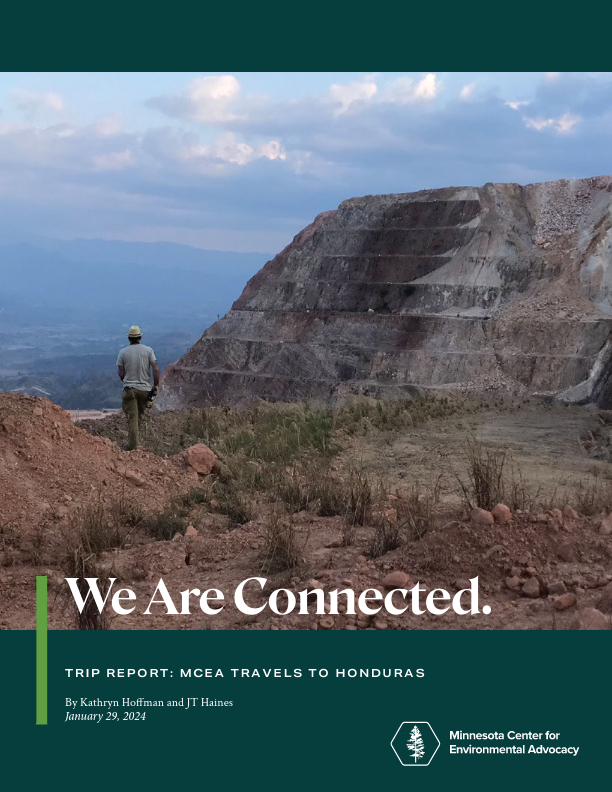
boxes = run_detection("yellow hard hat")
[127,325,142,338]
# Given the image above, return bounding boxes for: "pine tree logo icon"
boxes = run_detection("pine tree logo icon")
[406,724,426,763]
[391,722,440,767]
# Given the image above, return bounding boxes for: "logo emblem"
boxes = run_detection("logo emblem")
[390,721,440,766]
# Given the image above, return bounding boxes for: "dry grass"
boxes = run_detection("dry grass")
[396,480,440,540]
[260,505,300,573]
[572,472,612,516]
[455,439,548,513]
[65,499,136,555]
[368,519,401,559]
[456,439,506,511]
[59,498,143,629]
[504,465,541,512]
[143,505,189,541]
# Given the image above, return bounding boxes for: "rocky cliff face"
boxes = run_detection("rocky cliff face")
[158,176,612,409]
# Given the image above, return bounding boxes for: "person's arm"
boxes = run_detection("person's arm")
[151,350,160,394]
[116,350,125,381]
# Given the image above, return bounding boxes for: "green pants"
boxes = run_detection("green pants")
[122,388,149,450]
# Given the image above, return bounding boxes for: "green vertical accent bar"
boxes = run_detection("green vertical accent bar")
[36,576,47,725]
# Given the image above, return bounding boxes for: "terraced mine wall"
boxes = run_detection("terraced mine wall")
[159,177,612,409]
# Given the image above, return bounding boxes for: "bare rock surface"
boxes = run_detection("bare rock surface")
[158,176,612,409]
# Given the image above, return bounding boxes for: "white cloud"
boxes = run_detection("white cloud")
[328,78,377,115]
[180,132,285,167]
[258,139,286,161]
[186,75,240,122]
[505,100,530,110]
[524,112,580,134]
[149,75,242,124]
[10,89,64,114]
[4,71,612,254]
[93,149,134,170]
[459,82,476,100]
[544,72,561,81]
[53,125,77,138]
[93,114,123,137]
[415,73,439,100]
[382,73,439,105]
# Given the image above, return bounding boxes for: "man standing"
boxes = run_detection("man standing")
[117,325,159,450]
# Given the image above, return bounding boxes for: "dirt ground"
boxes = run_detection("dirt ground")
[340,403,605,509]
[1,397,611,631]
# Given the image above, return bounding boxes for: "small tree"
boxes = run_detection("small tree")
[406,724,425,763]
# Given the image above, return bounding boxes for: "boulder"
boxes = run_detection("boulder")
[556,541,575,562]
[491,503,512,524]
[599,513,612,536]
[562,505,579,521]
[470,507,494,526]
[484,544,506,559]
[521,578,540,598]
[382,571,410,589]
[547,580,566,596]
[185,525,198,537]
[180,443,217,476]
[553,593,577,611]
[569,608,610,630]
[595,582,612,614]
[124,470,145,487]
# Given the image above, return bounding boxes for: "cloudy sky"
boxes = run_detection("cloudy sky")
[0,71,610,254]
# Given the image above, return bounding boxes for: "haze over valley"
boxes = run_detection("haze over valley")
[0,238,265,407]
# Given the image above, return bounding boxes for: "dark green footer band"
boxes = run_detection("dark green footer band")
[36,576,47,725]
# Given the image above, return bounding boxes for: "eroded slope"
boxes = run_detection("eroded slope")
[159,177,612,408]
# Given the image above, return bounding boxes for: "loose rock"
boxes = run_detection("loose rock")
[563,505,579,521]
[599,513,612,536]
[178,443,217,476]
[569,608,610,630]
[547,580,566,595]
[491,503,512,524]
[553,593,577,611]
[382,571,410,589]
[470,507,494,526]
[595,582,612,614]
[556,541,574,562]
[521,578,540,598]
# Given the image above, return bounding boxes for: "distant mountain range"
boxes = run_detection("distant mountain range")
[0,238,267,329]
[0,237,268,408]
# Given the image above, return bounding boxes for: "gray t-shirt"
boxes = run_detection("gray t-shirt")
[116,344,157,391]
